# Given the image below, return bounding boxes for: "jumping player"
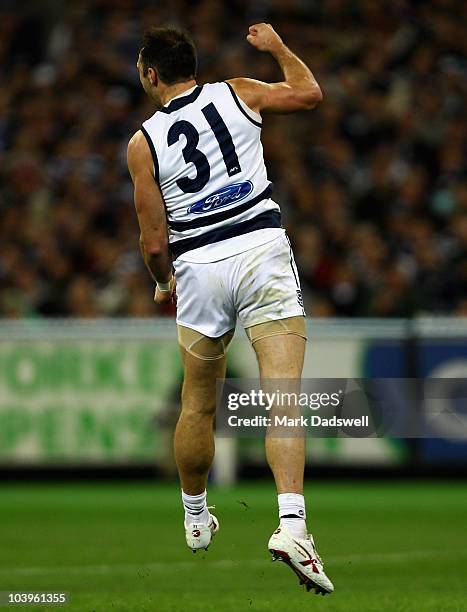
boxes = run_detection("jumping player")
[127,23,334,595]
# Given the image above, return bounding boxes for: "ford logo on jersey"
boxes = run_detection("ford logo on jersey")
[187,181,253,215]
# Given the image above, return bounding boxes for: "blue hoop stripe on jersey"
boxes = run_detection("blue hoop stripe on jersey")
[159,85,204,114]
[169,183,273,231]
[140,125,160,183]
[170,209,282,259]
[224,82,262,128]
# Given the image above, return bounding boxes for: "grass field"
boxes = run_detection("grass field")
[0,481,466,611]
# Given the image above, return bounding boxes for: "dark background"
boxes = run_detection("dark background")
[1,0,466,319]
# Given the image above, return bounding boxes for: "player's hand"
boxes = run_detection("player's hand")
[154,277,177,305]
[246,23,283,53]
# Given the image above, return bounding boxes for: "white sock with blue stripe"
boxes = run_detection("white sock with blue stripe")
[182,489,210,525]
[278,493,307,538]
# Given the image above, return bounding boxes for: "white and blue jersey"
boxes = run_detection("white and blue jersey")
[141,82,284,262]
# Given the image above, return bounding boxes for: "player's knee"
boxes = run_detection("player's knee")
[181,384,217,417]
[180,401,216,420]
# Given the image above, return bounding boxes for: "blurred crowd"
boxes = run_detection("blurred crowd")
[0,0,466,318]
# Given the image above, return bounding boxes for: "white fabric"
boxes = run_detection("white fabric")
[278,492,307,520]
[182,489,209,526]
[278,492,308,538]
[174,233,305,337]
[142,82,280,262]
[178,226,283,263]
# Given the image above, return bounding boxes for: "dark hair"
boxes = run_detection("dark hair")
[139,27,197,85]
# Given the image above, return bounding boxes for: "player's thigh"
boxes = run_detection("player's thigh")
[181,351,227,415]
[252,330,306,379]
[236,235,307,378]
[179,326,234,415]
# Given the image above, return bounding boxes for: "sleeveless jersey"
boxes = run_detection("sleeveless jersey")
[141,82,283,263]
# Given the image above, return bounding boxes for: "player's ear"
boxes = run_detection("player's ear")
[148,67,158,87]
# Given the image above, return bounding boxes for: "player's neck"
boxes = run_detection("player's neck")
[160,79,197,106]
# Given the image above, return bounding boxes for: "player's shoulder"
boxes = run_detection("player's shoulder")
[221,79,264,123]
[127,129,146,152]
[127,129,152,168]
[225,77,265,95]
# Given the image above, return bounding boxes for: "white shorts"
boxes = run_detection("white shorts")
[173,233,305,338]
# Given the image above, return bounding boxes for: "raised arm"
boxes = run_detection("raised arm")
[227,23,322,114]
[127,130,175,303]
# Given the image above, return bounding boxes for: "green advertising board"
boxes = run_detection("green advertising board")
[0,336,183,463]
[0,319,405,468]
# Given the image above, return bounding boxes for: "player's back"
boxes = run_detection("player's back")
[142,82,283,263]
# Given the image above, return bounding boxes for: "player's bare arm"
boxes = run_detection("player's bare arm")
[227,23,322,114]
[127,130,175,304]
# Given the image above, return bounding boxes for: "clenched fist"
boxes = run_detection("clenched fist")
[246,23,283,53]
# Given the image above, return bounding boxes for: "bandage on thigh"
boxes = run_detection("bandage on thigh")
[178,325,235,360]
[245,316,307,345]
